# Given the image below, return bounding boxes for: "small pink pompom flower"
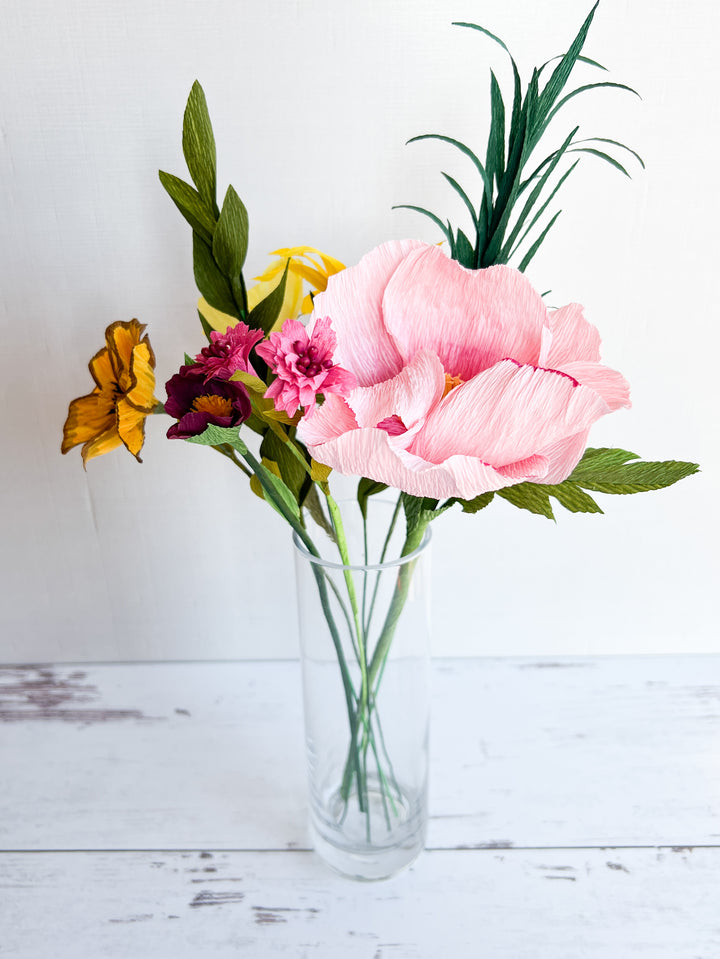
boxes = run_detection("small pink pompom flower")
[194,322,264,382]
[255,317,356,418]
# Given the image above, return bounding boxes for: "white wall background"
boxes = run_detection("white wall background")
[1,0,717,663]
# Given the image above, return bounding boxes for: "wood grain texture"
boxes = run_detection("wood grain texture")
[2,848,719,958]
[1,657,718,851]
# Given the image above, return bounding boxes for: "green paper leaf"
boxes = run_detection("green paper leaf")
[407,134,493,200]
[576,137,645,169]
[518,209,562,273]
[357,478,389,520]
[546,81,640,127]
[545,481,603,514]
[451,491,495,514]
[182,81,218,213]
[197,308,215,342]
[392,205,453,246]
[158,171,216,244]
[247,260,290,334]
[185,423,245,450]
[497,483,555,519]
[454,228,476,267]
[212,185,249,279]
[192,232,240,318]
[536,3,598,118]
[486,71,506,188]
[452,21,511,56]
[566,146,631,178]
[260,427,307,506]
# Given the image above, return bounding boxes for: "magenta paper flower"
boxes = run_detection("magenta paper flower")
[297,240,631,500]
[194,322,264,382]
[255,317,356,418]
[164,365,251,439]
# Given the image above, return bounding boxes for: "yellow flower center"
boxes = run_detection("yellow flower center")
[442,373,464,398]
[193,394,234,416]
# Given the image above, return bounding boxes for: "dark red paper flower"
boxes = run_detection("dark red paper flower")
[164,365,251,439]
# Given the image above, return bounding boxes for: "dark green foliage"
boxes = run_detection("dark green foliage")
[397,5,643,272]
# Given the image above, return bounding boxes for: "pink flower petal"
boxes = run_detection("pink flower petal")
[539,303,602,367]
[381,245,546,378]
[311,239,425,386]
[557,361,631,412]
[347,349,445,429]
[298,393,358,445]
[303,425,530,499]
[410,359,610,468]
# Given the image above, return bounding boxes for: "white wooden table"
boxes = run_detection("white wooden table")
[1,657,719,957]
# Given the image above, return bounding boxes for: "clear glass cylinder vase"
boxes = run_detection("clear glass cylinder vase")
[292,499,432,881]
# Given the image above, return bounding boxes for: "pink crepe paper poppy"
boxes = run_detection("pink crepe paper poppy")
[297,240,631,500]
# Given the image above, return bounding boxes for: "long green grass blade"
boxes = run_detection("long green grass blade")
[486,71,506,187]
[508,159,579,262]
[546,81,640,125]
[536,2,599,118]
[452,21,510,55]
[500,126,577,259]
[576,137,645,169]
[517,209,562,273]
[567,147,631,177]
[441,173,480,235]
[392,205,453,245]
[407,134,493,198]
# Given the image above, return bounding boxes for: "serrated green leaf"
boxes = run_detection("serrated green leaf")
[212,185,249,279]
[518,209,562,273]
[545,481,603,514]
[247,260,290,334]
[569,447,641,480]
[192,232,240,318]
[185,422,245,449]
[498,483,555,519]
[158,171,216,243]
[182,81,217,213]
[357,478,389,520]
[572,459,699,494]
[451,491,495,514]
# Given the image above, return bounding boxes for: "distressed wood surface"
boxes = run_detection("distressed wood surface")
[2,847,719,958]
[1,657,719,851]
[1,657,719,956]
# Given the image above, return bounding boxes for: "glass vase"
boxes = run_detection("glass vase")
[292,498,432,881]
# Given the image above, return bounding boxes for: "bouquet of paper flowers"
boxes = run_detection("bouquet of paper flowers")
[62,6,698,878]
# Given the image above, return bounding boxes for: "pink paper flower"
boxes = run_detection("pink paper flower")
[297,240,631,500]
[255,317,356,418]
[194,322,264,382]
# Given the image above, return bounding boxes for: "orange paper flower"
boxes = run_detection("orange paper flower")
[62,319,157,466]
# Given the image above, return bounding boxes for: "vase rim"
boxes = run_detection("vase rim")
[292,525,431,572]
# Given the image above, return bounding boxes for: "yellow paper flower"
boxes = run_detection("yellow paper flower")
[62,319,157,466]
[199,246,345,333]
